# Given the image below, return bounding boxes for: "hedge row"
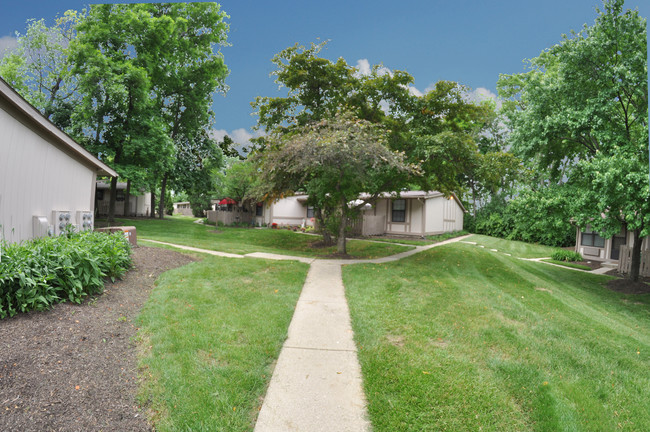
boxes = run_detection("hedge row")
[0,231,132,318]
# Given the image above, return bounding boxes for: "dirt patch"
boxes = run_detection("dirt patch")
[535,287,553,294]
[0,247,196,432]
[386,335,405,347]
[606,277,650,295]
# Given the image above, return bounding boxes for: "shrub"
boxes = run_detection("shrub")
[0,231,132,318]
[551,249,583,262]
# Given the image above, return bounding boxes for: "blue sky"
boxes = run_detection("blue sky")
[0,0,648,147]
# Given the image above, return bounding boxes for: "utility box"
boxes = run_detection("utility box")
[51,210,72,236]
[32,216,51,238]
[76,211,94,232]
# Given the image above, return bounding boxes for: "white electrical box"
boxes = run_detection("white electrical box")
[76,211,94,232]
[32,216,51,238]
[52,210,72,236]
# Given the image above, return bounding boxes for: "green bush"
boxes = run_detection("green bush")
[0,231,132,318]
[551,249,583,262]
[471,187,575,248]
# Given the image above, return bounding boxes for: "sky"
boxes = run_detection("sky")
[0,0,648,149]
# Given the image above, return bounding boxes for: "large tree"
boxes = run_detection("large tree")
[498,0,648,280]
[70,4,173,223]
[256,113,418,254]
[142,2,229,219]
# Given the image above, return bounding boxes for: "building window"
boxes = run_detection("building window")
[306,206,314,218]
[115,190,125,202]
[581,228,605,248]
[392,199,406,222]
[256,204,263,217]
[96,190,104,201]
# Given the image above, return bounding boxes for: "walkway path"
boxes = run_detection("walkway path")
[140,235,470,431]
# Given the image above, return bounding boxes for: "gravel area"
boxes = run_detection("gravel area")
[0,246,196,432]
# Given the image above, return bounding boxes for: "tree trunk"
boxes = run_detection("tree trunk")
[158,174,167,219]
[108,176,118,224]
[150,186,156,218]
[315,208,333,245]
[336,199,347,255]
[629,228,643,282]
[123,179,131,217]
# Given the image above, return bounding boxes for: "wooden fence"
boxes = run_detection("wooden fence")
[617,246,650,277]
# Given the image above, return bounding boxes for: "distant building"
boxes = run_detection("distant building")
[95,181,152,217]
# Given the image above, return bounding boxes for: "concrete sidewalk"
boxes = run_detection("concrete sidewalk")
[254,235,471,432]
[254,261,370,432]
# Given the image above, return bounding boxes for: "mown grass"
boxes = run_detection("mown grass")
[544,259,592,271]
[361,230,469,246]
[117,216,412,258]
[137,254,308,431]
[467,234,559,258]
[343,242,650,431]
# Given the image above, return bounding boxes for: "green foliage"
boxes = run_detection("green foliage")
[255,112,418,254]
[472,187,575,247]
[0,231,131,318]
[0,10,82,126]
[498,0,648,278]
[550,249,583,262]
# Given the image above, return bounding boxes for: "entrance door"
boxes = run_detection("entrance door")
[611,234,626,260]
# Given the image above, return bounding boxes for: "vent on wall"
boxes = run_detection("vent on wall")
[32,216,52,238]
[52,211,72,236]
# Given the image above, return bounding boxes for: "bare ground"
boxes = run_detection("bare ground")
[0,247,196,432]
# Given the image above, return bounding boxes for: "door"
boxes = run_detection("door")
[611,234,626,260]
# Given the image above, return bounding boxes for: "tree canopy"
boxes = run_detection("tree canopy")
[498,0,648,280]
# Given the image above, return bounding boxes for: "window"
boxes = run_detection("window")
[256,204,263,216]
[96,190,104,201]
[392,199,406,222]
[581,228,605,248]
[115,190,125,202]
[306,206,314,218]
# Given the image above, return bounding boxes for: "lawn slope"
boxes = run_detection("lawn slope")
[119,216,412,259]
[137,255,308,431]
[343,242,650,431]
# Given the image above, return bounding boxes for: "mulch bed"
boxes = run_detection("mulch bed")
[0,247,196,432]
[606,275,650,295]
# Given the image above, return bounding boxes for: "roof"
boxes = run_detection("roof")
[361,191,468,213]
[0,77,117,177]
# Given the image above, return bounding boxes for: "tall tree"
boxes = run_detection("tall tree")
[70,4,173,223]
[141,2,229,219]
[498,0,648,280]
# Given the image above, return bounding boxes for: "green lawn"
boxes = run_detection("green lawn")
[117,216,412,258]
[466,234,559,258]
[137,254,309,431]
[343,242,650,431]
[361,230,469,246]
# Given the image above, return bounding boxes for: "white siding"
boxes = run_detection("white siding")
[268,196,314,227]
[0,102,96,244]
[425,196,464,234]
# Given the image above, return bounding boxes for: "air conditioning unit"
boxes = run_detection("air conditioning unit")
[76,211,94,232]
[32,216,52,238]
[52,210,72,236]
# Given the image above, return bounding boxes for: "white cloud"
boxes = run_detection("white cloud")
[355,58,371,76]
[466,87,502,109]
[0,35,18,59]
[211,127,266,156]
